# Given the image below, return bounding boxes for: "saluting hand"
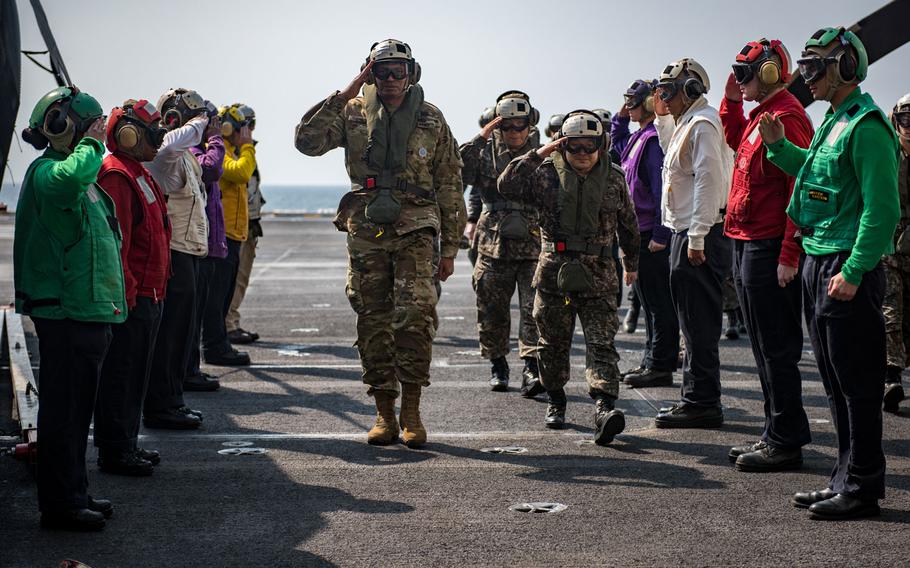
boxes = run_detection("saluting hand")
[537,137,566,159]
[340,60,373,101]
[238,125,253,146]
[758,112,785,145]
[206,116,222,139]
[84,117,106,143]
[725,72,743,102]
[480,116,502,140]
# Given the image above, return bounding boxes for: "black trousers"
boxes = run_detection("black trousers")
[634,230,679,372]
[804,252,887,500]
[733,238,811,450]
[187,257,216,378]
[33,317,111,513]
[669,223,731,407]
[94,298,162,452]
[202,238,241,357]
[147,251,198,414]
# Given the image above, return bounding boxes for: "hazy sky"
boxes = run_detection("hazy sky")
[6,0,908,186]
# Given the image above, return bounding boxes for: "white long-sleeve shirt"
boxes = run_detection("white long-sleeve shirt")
[145,116,208,195]
[658,98,732,250]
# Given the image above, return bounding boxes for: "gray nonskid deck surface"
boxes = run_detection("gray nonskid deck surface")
[1,216,907,568]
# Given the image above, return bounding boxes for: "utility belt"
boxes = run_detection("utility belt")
[542,238,611,294]
[361,175,435,225]
[481,200,534,214]
[16,291,61,313]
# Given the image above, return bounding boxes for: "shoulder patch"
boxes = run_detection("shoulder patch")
[846,104,860,118]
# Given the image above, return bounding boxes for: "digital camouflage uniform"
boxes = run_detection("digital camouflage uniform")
[460,129,541,361]
[883,151,910,375]
[498,151,640,399]
[295,86,465,396]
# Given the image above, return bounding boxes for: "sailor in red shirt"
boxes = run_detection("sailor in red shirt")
[94,100,172,477]
[720,39,815,472]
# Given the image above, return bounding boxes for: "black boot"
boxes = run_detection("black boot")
[884,366,904,414]
[97,449,154,477]
[545,389,567,429]
[724,310,740,340]
[623,298,640,334]
[593,395,625,446]
[735,308,747,335]
[520,358,545,398]
[489,357,509,392]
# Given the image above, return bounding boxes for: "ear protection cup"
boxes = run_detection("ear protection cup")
[758,59,781,85]
[643,95,655,113]
[42,107,75,151]
[221,120,235,138]
[409,60,421,85]
[838,44,857,82]
[116,123,141,150]
[683,77,704,100]
[163,108,183,129]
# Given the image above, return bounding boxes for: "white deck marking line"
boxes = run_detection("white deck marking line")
[249,245,301,283]
[135,430,656,442]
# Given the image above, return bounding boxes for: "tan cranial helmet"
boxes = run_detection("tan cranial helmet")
[560,110,604,138]
[369,39,413,62]
[658,58,710,100]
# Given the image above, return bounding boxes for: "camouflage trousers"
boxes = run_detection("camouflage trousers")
[533,290,621,399]
[345,228,439,397]
[472,254,538,360]
[884,262,910,370]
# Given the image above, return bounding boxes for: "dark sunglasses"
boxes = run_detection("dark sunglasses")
[731,63,755,85]
[372,64,408,81]
[895,112,910,129]
[563,139,600,154]
[797,56,835,84]
[499,120,529,132]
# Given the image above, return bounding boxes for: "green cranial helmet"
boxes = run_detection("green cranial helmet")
[29,86,102,130]
[804,27,869,82]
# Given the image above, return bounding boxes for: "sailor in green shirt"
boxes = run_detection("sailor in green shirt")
[758,27,899,521]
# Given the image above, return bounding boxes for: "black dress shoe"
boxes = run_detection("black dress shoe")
[728,440,766,463]
[205,349,251,367]
[809,493,880,520]
[184,373,221,392]
[655,403,723,429]
[593,398,625,446]
[178,406,204,421]
[135,447,161,466]
[87,496,114,519]
[97,450,153,477]
[735,445,802,472]
[41,508,105,531]
[545,389,567,429]
[228,329,256,345]
[245,328,260,341]
[791,488,837,509]
[884,383,904,414]
[143,408,202,430]
[624,368,673,388]
[489,357,509,392]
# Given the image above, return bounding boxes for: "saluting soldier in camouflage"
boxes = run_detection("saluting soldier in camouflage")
[294,39,466,447]
[499,110,640,445]
[460,91,543,395]
[883,93,910,413]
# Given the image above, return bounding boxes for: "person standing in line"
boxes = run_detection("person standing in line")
[94,100,171,476]
[720,38,815,472]
[16,87,121,530]
[295,40,465,447]
[611,79,680,389]
[762,27,899,519]
[460,91,543,396]
[200,104,256,367]
[652,58,733,429]
[882,93,910,414]
[226,104,263,345]
[144,88,211,429]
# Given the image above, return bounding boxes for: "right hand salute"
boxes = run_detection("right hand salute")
[238,125,253,146]
[84,117,106,143]
[537,136,567,159]
[480,116,502,140]
[725,72,743,102]
[758,112,785,145]
[340,61,374,101]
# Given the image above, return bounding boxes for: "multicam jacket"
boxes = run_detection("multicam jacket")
[460,130,541,260]
[498,151,640,298]
[295,89,466,258]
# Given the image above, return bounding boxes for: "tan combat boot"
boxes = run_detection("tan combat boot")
[367,392,399,445]
[399,383,427,448]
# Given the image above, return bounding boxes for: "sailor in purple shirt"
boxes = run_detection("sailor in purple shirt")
[611,79,680,387]
[185,108,228,392]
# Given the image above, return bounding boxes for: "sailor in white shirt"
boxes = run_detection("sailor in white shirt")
[652,58,734,429]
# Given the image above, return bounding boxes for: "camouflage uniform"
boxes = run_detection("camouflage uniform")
[883,152,910,374]
[460,130,541,360]
[295,88,465,396]
[498,151,640,398]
